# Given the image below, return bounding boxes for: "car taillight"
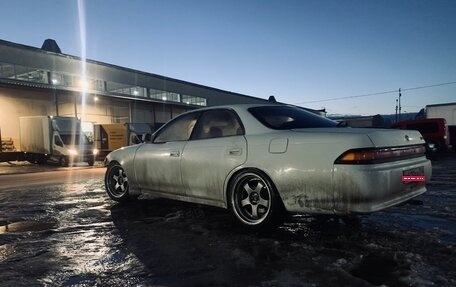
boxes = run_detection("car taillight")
[335,145,426,164]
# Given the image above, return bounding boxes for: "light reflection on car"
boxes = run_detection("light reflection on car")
[104,104,431,229]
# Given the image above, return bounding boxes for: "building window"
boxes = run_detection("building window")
[0,62,48,84]
[182,94,207,106]
[0,62,16,78]
[107,81,146,97]
[150,89,180,102]
[0,61,208,108]
[50,72,104,92]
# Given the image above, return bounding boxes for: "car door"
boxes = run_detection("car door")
[134,111,200,195]
[181,109,247,202]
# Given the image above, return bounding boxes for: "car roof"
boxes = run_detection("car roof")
[190,103,285,112]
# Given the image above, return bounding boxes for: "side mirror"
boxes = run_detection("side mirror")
[336,120,349,127]
[142,133,152,143]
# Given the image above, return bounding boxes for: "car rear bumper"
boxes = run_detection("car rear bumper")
[332,156,432,213]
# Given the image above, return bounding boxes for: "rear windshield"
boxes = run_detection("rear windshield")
[248,106,337,130]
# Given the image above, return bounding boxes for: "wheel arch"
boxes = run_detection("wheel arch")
[106,159,120,168]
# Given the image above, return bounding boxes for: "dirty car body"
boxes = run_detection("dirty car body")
[104,104,432,229]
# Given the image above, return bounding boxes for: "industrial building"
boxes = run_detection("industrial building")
[0,38,271,150]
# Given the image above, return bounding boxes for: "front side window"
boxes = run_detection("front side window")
[153,112,200,143]
[54,135,64,147]
[191,109,244,140]
[249,106,337,130]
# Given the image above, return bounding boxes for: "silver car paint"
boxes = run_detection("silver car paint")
[106,104,432,215]
[181,135,247,202]
[134,140,187,195]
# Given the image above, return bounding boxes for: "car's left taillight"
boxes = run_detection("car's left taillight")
[335,145,426,164]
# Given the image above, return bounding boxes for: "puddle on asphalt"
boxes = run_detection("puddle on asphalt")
[0,221,56,234]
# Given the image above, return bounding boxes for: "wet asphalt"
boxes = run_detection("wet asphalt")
[0,154,455,287]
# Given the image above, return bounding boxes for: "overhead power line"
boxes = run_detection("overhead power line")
[295,81,456,104]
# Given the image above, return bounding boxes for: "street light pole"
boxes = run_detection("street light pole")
[395,99,398,122]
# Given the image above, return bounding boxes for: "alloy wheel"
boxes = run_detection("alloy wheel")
[106,164,129,199]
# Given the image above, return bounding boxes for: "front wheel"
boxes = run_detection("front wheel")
[105,162,132,202]
[87,158,94,166]
[59,156,69,167]
[229,170,285,230]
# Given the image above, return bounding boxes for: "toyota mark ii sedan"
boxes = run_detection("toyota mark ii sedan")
[104,104,432,229]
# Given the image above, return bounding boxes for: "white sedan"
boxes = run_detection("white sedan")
[104,104,432,229]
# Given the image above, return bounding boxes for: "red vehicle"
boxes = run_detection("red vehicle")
[391,118,450,151]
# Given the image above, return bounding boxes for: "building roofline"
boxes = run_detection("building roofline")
[0,38,269,103]
[426,102,456,108]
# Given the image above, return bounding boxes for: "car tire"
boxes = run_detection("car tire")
[105,162,133,202]
[87,158,94,166]
[229,170,285,230]
[37,156,47,165]
[60,156,69,167]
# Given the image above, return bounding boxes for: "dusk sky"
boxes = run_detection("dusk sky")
[1,0,455,115]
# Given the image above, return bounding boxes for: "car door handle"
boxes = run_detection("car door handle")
[228,148,242,156]
[170,150,180,157]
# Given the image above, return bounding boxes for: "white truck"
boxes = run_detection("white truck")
[19,116,97,166]
[426,103,456,150]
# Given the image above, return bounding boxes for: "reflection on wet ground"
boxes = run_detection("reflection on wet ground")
[0,161,104,175]
[0,221,56,234]
[0,155,455,286]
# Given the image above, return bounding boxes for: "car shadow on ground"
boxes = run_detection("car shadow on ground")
[109,198,419,286]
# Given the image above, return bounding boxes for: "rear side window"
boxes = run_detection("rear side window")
[248,106,337,130]
[191,109,244,140]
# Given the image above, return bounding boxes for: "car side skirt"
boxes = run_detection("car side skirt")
[134,187,227,209]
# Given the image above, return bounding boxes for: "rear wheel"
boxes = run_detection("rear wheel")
[229,170,284,230]
[105,162,132,202]
[37,156,47,165]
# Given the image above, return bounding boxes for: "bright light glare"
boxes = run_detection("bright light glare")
[79,79,89,90]
[78,0,87,119]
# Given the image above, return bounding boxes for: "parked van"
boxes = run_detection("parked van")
[391,118,450,151]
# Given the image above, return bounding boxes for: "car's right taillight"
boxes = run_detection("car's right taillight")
[335,145,426,165]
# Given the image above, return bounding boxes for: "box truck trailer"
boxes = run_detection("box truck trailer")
[426,103,456,150]
[94,123,153,158]
[19,116,98,166]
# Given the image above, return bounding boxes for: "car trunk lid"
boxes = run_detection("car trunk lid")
[290,128,425,148]
[365,129,424,147]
